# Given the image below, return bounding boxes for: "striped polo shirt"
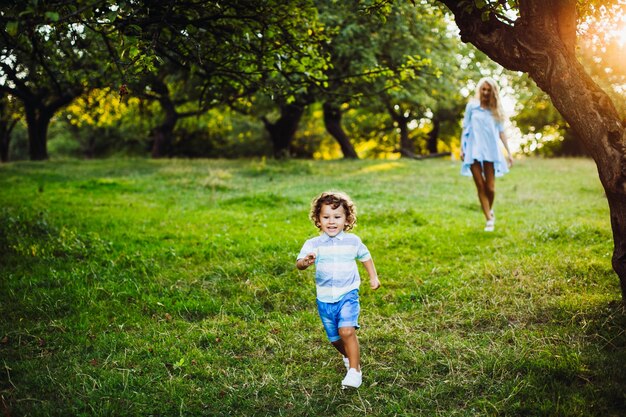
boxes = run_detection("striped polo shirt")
[297,231,371,303]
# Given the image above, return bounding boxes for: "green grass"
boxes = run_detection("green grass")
[1,157,625,416]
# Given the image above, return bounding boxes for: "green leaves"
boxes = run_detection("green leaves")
[5,21,18,36]
[45,11,60,22]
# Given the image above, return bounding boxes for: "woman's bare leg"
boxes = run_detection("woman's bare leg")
[470,161,492,221]
[483,162,496,213]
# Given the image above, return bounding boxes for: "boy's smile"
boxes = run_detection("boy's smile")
[319,204,346,237]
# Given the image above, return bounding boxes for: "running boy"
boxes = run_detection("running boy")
[296,191,380,389]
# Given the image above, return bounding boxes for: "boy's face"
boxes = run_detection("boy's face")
[319,203,346,237]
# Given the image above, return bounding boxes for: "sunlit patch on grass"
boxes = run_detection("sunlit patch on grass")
[220,193,301,208]
[78,177,135,190]
[356,161,404,174]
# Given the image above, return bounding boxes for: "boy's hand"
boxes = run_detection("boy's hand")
[370,276,381,290]
[302,252,316,267]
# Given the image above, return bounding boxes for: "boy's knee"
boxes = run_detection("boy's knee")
[338,326,356,338]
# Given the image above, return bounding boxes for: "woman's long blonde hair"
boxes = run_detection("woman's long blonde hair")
[474,77,506,124]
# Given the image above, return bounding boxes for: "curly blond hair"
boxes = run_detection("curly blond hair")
[309,191,357,232]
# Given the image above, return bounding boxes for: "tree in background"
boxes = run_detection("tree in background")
[126,0,327,159]
[0,93,21,162]
[363,1,468,158]
[0,2,119,160]
[438,0,626,299]
[0,0,328,161]
[512,74,586,157]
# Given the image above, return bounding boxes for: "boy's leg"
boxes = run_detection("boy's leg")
[318,299,346,359]
[331,339,347,356]
[337,291,361,371]
[317,291,361,375]
[338,326,360,371]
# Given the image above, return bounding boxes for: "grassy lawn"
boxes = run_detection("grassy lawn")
[1,157,625,416]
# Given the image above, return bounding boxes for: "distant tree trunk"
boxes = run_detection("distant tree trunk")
[0,119,17,163]
[21,92,79,161]
[387,105,414,156]
[24,105,53,161]
[428,117,441,154]
[262,103,304,158]
[439,0,626,299]
[0,94,16,162]
[560,128,588,156]
[151,99,178,158]
[323,102,358,159]
[398,117,412,154]
[150,79,179,159]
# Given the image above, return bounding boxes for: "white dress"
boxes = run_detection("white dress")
[460,100,509,177]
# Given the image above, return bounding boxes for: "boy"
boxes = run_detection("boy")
[296,191,380,389]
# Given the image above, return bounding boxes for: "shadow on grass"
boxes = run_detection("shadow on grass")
[514,301,626,416]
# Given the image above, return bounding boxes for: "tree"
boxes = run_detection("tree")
[363,1,466,157]
[0,93,21,162]
[0,2,121,160]
[1,1,328,160]
[115,0,328,159]
[438,0,626,299]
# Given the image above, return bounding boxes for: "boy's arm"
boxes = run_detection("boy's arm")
[296,252,316,270]
[361,258,380,290]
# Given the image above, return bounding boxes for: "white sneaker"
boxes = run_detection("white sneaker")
[342,368,362,389]
[343,357,350,371]
[484,219,495,232]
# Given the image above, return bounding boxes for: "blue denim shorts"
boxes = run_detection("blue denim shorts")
[316,289,360,342]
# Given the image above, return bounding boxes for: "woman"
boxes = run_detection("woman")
[460,77,513,232]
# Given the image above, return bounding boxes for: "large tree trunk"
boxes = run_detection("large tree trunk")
[608,192,626,297]
[440,0,626,299]
[323,102,358,159]
[262,104,304,158]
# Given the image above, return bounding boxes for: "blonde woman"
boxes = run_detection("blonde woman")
[460,77,514,232]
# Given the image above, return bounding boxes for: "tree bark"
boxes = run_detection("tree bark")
[147,78,177,158]
[262,104,305,159]
[20,92,79,161]
[427,117,440,154]
[386,102,416,156]
[24,104,53,161]
[0,130,10,162]
[323,102,358,159]
[0,119,17,163]
[151,99,178,159]
[0,94,16,162]
[439,0,626,299]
